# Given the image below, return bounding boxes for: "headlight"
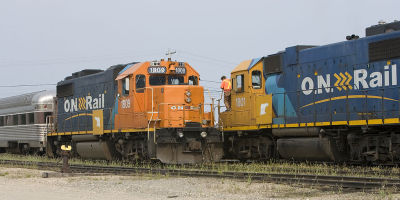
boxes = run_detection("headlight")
[202,119,208,125]
[185,90,191,97]
[200,131,207,138]
[177,130,184,138]
[185,97,192,103]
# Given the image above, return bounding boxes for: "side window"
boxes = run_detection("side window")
[13,115,18,125]
[122,77,130,96]
[188,76,198,85]
[20,114,26,125]
[0,116,3,126]
[236,74,244,93]
[136,74,146,93]
[28,113,34,124]
[44,112,52,123]
[6,116,11,126]
[251,70,262,89]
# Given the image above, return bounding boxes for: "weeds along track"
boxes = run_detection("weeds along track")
[1,159,400,189]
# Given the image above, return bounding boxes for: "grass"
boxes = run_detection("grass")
[1,153,400,180]
[0,171,9,176]
[1,153,400,198]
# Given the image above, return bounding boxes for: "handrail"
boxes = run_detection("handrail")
[144,87,154,142]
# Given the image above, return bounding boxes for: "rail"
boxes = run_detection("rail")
[0,159,399,190]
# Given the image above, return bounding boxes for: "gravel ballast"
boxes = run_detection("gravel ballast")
[0,167,398,200]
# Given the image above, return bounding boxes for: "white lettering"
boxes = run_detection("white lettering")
[392,64,397,86]
[63,93,106,113]
[301,77,314,95]
[369,72,382,88]
[93,98,99,109]
[384,65,390,86]
[354,69,369,89]
[64,101,70,113]
[121,99,131,109]
[86,96,92,110]
[236,97,246,107]
[70,99,78,112]
[317,74,331,94]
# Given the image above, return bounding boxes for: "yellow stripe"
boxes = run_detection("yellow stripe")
[223,125,272,131]
[301,95,399,109]
[48,128,156,136]
[332,121,348,125]
[285,124,299,127]
[221,118,400,132]
[368,119,382,125]
[385,118,399,124]
[349,120,366,125]
[64,113,93,121]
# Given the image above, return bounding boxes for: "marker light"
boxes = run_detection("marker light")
[200,131,207,138]
[177,130,184,138]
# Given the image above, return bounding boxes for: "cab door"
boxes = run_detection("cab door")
[115,76,134,129]
[131,74,147,128]
[250,69,272,125]
[232,73,251,126]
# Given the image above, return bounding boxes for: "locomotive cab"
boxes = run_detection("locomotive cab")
[219,58,273,129]
[219,58,274,160]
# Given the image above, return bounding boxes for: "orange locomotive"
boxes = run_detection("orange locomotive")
[47,59,223,164]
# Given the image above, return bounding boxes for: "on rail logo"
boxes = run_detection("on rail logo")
[300,64,397,95]
[64,94,105,113]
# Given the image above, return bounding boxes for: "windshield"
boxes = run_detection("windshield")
[168,76,184,85]
[149,76,166,86]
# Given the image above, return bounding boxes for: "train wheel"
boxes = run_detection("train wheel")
[227,135,274,161]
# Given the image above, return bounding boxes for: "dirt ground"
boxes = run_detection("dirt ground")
[0,167,398,200]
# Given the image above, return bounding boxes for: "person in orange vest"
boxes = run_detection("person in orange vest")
[220,76,232,110]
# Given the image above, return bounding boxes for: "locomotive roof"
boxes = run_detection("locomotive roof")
[116,60,199,80]
[0,90,55,115]
[231,57,262,73]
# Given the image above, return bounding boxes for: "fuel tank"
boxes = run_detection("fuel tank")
[277,137,346,161]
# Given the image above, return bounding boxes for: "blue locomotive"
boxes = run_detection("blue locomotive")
[220,21,400,163]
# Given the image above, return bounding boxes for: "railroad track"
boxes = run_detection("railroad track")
[0,159,399,190]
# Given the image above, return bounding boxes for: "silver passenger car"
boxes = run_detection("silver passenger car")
[0,90,55,153]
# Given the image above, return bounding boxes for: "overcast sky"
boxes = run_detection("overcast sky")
[0,0,398,100]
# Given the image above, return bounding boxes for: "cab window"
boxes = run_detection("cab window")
[236,74,244,93]
[122,77,130,96]
[188,76,198,85]
[136,74,146,93]
[168,76,184,85]
[251,70,262,89]
[149,76,166,86]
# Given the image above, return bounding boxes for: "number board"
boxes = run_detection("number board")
[175,67,186,74]
[148,66,167,74]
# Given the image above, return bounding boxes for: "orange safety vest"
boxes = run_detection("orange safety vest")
[220,79,232,91]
